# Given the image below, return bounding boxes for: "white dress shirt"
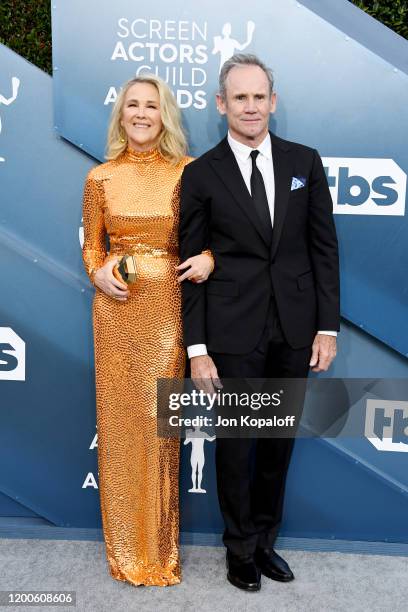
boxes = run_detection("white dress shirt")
[187,131,336,359]
[228,130,275,224]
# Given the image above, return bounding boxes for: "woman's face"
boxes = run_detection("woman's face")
[120,82,163,151]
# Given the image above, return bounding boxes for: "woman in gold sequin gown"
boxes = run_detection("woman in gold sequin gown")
[82,75,213,587]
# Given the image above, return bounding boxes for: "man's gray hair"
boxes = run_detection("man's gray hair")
[219,54,274,100]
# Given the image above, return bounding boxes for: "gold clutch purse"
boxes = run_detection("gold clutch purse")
[115,255,138,284]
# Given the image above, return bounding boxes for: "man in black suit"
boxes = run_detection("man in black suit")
[179,54,339,592]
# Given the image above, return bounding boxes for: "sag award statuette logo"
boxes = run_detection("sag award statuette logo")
[184,426,215,493]
[213,21,255,73]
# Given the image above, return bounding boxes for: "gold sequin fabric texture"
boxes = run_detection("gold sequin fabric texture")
[82,146,192,586]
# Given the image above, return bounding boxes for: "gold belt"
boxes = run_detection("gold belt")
[110,242,177,257]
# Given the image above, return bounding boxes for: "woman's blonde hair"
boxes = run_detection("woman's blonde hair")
[105,74,187,164]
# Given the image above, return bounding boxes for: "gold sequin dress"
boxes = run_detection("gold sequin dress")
[82,146,192,586]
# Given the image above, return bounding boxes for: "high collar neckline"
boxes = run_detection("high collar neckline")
[124,145,161,162]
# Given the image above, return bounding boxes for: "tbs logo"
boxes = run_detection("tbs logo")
[323,158,407,216]
[365,399,408,452]
[0,327,26,381]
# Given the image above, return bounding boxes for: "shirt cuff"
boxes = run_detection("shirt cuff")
[187,344,208,358]
[317,330,337,337]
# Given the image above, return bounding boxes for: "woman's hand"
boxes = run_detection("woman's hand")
[94,258,130,301]
[176,252,214,283]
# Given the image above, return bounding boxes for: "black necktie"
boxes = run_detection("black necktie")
[250,150,273,244]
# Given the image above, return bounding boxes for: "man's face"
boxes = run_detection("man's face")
[216,65,276,147]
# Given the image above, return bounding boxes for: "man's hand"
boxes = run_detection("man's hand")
[176,252,214,284]
[309,334,337,372]
[190,355,222,394]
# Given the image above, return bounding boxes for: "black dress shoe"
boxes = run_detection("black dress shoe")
[226,551,261,591]
[255,548,294,582]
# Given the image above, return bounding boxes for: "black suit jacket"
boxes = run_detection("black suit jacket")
[179,131,340,354]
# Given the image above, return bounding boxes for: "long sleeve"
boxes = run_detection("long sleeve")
[179,163,209,347]
[82,171,107,284]
[308,149,340,331]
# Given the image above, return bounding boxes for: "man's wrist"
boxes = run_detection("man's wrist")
[187,344,208,358]
[317,330,337,337]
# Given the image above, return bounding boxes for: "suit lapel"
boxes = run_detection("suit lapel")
[270,132,292,260]
[209,138,271,245]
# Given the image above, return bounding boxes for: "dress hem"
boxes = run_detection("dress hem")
[109,566,181,587]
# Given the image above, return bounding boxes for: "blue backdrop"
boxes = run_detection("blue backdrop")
[52,0,408,356]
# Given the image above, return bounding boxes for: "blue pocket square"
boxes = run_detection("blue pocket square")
[291,176,306,191]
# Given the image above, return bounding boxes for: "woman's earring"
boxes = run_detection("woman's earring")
[120,130,126,143]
